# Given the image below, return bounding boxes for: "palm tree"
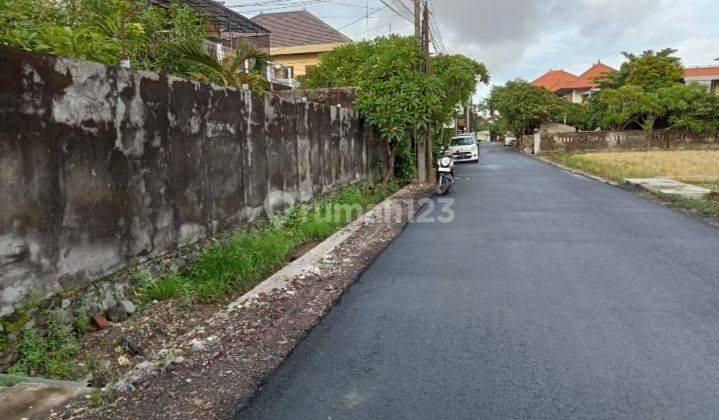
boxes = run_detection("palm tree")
[169,38,269,92]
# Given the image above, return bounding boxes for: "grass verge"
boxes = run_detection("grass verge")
[544,151,719,218]
[5,181,399,380]
[138,181,398,304]
[7,309,81,379]
[545,150,719,188]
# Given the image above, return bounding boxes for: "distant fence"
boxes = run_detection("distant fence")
[521,129,719,153]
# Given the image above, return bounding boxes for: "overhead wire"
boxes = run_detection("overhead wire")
[226,1,439,51]
[266,3,390,53]
[427,0,457,53]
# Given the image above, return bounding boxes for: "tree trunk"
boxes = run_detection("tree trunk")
[382,140,396,186]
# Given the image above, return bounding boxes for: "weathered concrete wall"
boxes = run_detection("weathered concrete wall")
[274,87,358,109]
[524,129,719,153]
[0,46,386,315]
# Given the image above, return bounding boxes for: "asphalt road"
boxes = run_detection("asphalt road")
[235,143,719,419]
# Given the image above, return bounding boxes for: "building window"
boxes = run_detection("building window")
[273,66,294,80]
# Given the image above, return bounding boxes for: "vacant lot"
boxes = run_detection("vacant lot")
[546,150,719,189]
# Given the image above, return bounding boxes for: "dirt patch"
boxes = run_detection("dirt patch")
[52,183,432,419]
[77,300,223,388]
[288,240,322,262]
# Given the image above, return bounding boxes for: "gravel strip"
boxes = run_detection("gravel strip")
[58,183,432,419]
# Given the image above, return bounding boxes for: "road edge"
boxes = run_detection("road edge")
[527,152,719,229]
[87,182,431,416]
[529,153,619,186]
[227,182,424,310]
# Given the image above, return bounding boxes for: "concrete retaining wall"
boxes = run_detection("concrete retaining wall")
[0,46,386,315]
[525,129,719,153]
[273,87,358,109]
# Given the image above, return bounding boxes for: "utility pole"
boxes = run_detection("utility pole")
[423,1,433,182]
[413,0,426,182]
[466,99,471,133]
[414,0,421,41]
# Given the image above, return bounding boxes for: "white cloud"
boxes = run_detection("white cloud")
[240,0,719,99]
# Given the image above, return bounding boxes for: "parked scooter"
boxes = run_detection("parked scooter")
[436,149,455,195]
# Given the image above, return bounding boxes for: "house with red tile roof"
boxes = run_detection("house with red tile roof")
[532,61,616,104]
[531,70,578,92]
[683,66,719,96]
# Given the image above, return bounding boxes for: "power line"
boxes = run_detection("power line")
[369,22,412,37]
[428,0,457,53]
[268,4,389,53]
[317,14,400,18]
[389,0,413,19]
[377,0,413,23]
[227,0,384,13]
[352,20,412,39]
[226,0,325,14]
[225,0,298,6]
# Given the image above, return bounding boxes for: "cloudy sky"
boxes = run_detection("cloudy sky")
[234,0,719,99]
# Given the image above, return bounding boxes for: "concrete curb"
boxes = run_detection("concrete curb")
[624,178,713,200]
[530,154,619,186]
[228,182,420,309]
[0,374,89,389]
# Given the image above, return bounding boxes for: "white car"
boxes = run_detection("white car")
[504,131,517,146]
[448,135,479,163]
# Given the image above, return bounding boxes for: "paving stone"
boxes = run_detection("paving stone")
[625,178,712,199]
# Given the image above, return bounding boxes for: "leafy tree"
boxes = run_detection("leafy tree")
[0,0,213,83]
[588,82,719,134]
[597,48,683,91]
[657,83,719,134]
[591,85,660,131]
[121,2,208,76]
[34,25,120,62]
[559,101,587,129]
[0,0,119,62]
[587,47,719,133]
[430,54,489,126]
[305,35,488,183]
[488,80,566,135]
[302,40,375,88]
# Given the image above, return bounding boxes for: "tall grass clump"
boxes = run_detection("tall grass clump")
[139,182,398,303]
[8,309,81,379]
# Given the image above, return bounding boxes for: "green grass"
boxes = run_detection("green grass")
[8,309,81,379]
[73,296,92,332]
[665,194,719,217]
[3,182,398,381]
[545,152,650,183]
[139,181,398,303]
[89,382,116,407]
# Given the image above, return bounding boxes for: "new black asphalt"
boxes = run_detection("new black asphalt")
[235,143,719,419]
